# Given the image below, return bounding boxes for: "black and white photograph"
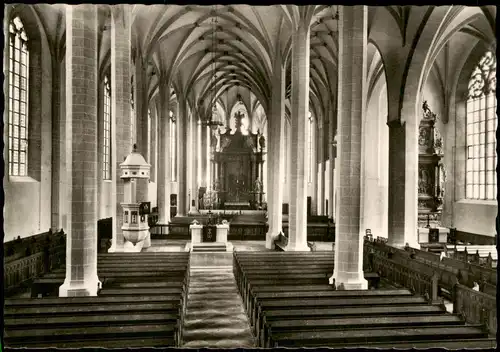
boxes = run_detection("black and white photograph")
[2,3,498,349]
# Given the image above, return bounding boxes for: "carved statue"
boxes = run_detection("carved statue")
[418,168,429,194]
[434,128,443,154]
[422,100,436,120]
[234,111,245,132]
[253,178,262,193]
[418,127,429,146]
[211,133,217,149]
[259,134,266,150]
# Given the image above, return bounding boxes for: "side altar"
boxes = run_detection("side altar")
[211,111,265,210]
[187,212,232,252]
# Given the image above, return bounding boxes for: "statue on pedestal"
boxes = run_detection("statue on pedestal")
[253,178,262,193]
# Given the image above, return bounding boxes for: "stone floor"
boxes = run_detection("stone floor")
[181,266,256,348]
[145,239,334,252]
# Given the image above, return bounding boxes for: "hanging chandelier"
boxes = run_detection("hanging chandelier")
[202,5,224,130]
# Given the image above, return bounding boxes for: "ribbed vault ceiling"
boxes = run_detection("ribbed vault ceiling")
[23,4,496,124]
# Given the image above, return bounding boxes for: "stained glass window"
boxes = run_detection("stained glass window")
[466,51,497,200]
[8,17,29,176]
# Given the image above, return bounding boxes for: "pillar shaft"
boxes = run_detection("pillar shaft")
[317,123,324,215]
[188,113,199,213]
[108,4,132,253]
[60,4,100,297]
[200,125,207,188]
[157,78,171,224]
[266,49,286,249]
[387,119,419,248]
[288,22,310,251]
[177,99,188,216]
[150,101,157,184]
[331,5,368,290]
[51,52,62,231]
[328,107,336,220]
[134,54,149,201]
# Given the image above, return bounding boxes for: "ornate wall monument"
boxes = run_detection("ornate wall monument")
[418,101,445,228]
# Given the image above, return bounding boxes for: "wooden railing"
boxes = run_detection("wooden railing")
[371,252,439,303]
[4,243,66,295]
[454,283,497,336]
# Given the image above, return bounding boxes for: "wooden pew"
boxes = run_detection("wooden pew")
[268,325,489,348]
[453,282,497,337]
[254,294,430,336]
[263,314,465,348]
[251,289,414,340]
[259,303,448,347]
[4,297,183,348]
[5,252,191,348]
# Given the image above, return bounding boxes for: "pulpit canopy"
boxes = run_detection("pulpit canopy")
[120,144,151,179]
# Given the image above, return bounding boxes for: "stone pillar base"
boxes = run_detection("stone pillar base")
[265,229,278,249]
[285,242,311,252]
[388,238,420,250]
[329,274,368,290]
[188,208,199,215]
[108,242,124,253]
[142,233,151,248]
[59,276,101,297]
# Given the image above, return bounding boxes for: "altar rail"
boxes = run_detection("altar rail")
[150,223,268,240]
[454,283,497,336]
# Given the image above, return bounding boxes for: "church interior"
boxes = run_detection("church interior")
[2,4,498,349]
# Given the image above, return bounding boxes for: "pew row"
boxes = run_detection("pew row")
[4,252,190,348]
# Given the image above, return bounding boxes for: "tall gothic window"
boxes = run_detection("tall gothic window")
[8,17,29,176]
[466,51,497,200]
[103,76,111,180]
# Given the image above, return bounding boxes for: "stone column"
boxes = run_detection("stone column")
[311,121,318,215]
[200,124,207,188]
[330,6,368,290]
[177,98,188,216]
[329,108,337,221]
[265,49,286,249]
[287,21,310,251]
[316,122,323,215]
[157,77,171,225]
[108,4,132,253]
[188,113,199,213]
[150,103,157,184]
[59,4,100,297]
[206,126,211,188]
[51,50,63,231]
[134,52,149,203]
[387,119,420,248]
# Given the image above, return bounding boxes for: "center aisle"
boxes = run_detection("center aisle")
[181,265,256,348]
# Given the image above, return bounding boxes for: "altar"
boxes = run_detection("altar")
[188,218,232,252]
[211,111,265,210]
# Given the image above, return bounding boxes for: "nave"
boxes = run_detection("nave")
[3,236,497,349]
[3,3,497,350]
